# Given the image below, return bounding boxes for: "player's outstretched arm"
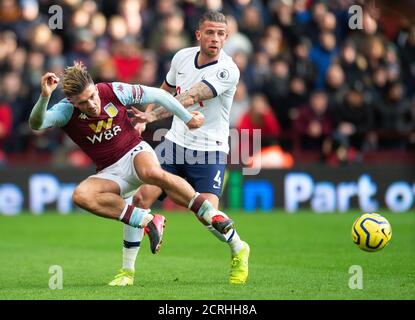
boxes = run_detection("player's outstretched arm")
[139,86,204,129]
[137,81,176,123]
[29,73,72,130]
[130,106,204,130]
[147,81,214,122]
[175,81,215,107]
[29,73,59,130]
[140,86,192,122]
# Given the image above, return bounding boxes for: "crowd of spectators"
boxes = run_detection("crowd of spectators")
[0,0,414,167]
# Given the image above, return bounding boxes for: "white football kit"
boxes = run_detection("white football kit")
[164,46,240,153]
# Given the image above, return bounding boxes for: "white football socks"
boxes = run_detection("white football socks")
[122,224,144,271]
[206,225,244,254]
[122,247,140,271]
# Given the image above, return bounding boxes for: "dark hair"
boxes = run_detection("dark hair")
[198,10,227,28]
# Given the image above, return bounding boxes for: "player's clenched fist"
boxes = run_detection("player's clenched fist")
[40,72,60,97]
[187,111,205,129]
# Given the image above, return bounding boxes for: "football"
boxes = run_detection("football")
[351,213,392,252]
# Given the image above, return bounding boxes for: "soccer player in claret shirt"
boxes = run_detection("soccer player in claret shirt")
[110,11,250,286]
[29,62,235,273]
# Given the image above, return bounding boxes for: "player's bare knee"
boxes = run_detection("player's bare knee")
[72,186,92,208]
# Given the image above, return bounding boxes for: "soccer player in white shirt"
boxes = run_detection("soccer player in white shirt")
[109,11,250,286]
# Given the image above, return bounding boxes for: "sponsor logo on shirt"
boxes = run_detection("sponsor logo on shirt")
[89,118,113,133]
[86,117,121,144]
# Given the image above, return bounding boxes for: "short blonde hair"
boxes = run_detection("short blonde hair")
[62,61,93,97]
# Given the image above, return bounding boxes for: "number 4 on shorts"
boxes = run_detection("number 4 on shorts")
[213,170,222,189]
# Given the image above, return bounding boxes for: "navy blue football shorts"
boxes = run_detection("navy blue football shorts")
[155,138,227,199]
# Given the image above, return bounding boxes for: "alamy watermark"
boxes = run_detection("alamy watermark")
[348,265,363,289]
[48,5,63,30]
[48,265,63,289]
[152,128,262,176]
[348,5,364,30]
[348,1,380,30]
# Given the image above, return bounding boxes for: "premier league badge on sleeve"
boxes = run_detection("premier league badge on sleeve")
[216,68,229,81]
[104,103,118,118]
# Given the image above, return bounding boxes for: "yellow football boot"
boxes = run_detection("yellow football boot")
[108,269,134,287]
[229,241,250,284]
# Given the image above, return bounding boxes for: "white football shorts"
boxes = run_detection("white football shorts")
[89,141,159,198]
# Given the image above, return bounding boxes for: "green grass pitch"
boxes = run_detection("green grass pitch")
[0,210,414,300]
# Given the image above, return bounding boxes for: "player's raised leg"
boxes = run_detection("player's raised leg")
[72,177,163,254]
[133,151,234,233]
[72,177,154,226]
[133,185,249,284]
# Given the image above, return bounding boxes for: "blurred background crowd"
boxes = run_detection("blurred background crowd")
[0,0,414,168]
